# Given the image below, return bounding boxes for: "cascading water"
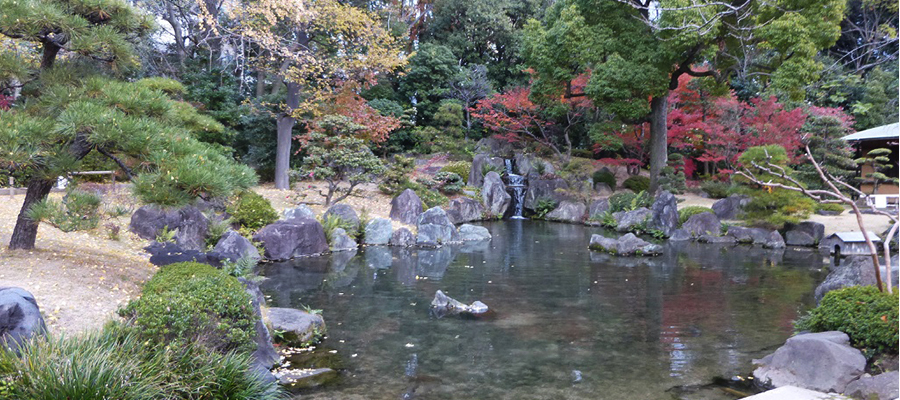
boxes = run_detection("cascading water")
[504,159,527,219]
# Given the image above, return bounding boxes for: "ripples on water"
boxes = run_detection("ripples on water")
[259,220,826,400]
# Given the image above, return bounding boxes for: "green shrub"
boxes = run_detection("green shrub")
[678,206,714,225]
[700,181,733,199]
[318,213,357,243]
[205,216,234,250]
[416,186,449,208]
[571,148,593,159]
[622,175,650,192]
[592,170,616,190]
[25,189,102,232]
[441,161,471,181]
[533,159,547,176]
[795,286,899,355]
[741,188,816,229]
[119,262,257,355]
[608,192,636,213]
[378,155,415,195]
[816,203,845,213]
[533,197,558,219]
[227,191,278,232]
[431,171,464,194]
[482,163,504,177]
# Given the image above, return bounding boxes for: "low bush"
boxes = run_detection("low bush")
[431,171,465,194]
[378,155,415,195]
[481,163,504,177]
[795,286,898,355]
[740,188,816,229]
[622,175,650,192]
[816,203,845,213]
[592,170,616,190]
[119,262,257,354]
[571,148,593,159]
[608,190,653,213]
[533,197,558,219]
[205,215,234,250]
[700,181,733,199]
[227,191,278,232]
[440,161,471,182]
[678,206,714,225]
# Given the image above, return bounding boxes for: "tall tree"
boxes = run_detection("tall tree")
[522,0,845,193]
[448,64,492,139]
[223,0,405,189]
[398,43,459,126]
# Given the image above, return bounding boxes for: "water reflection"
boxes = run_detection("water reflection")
[258,221,825,400]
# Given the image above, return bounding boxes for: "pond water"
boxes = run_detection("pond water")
[259,221,826,400]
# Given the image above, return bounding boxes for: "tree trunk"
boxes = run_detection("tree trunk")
[40,41,61,69]
[256,70,266,98]
[647,93,669,194]
[8,179,54,250]
[274,81,300,190]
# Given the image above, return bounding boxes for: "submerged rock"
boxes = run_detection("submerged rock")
[430,290,489,317]
[458,224,491,241]
[589,233,662,256]
[265,307,326,347]
[752,331,865,393]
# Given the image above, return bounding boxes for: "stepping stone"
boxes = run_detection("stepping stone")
[742,386,849,400]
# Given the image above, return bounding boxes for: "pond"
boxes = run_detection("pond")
[259,220,826,400]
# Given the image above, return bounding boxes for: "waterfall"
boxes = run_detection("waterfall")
[505,159,527,219]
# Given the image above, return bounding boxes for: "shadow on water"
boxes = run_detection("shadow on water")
[258,221,827,400]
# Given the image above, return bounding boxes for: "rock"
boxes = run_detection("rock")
[615,207,651,233]
[390,189,424,226]
[546,201,587,223]
[697,234,736,244]
[430,290,489,317]
[785,221,825,247]
[254,219,329,261]
[0,287,47,351]
[363,218,392,245]
[468,154,506,187]
[364,246,393,269]
[129,205,209,251]
[458,224,491,241]
[390,228,415,247]
[329,228,357,252]
[753,331,865,393]
[682,212,721,237]
[843,371,899,400]
[523,178,569,211]
[446,197,485,224]
[323,204,359,231]
[594,182,613,196]
[416,207,459,246]
[712,194,750,220]
[282,205,316,222]
[763,230,786,249]
[417,247,453,279]
[588,199,610,219]
[239,278,279,374]
[145,241,207,266]
[649,191,679,237]
[726,226,772,245]
[815,256,900,303]
[482,171,511,218]
[589,233,662,256]
[265,307,326,347]
[277,368,338,391]
[669,228,691,241]
[207,230,260,265]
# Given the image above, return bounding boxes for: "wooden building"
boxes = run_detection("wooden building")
[842,122,899,195]
[819,231,882,256]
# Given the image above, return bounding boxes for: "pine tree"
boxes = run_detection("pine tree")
[0,0,256,250]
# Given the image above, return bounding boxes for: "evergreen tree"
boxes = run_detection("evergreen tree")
[0,0,256,250]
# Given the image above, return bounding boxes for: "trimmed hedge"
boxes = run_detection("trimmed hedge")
[795,286,899,355]
[228,191,279,232]
[592,170,616,190]
[622,175,650,192]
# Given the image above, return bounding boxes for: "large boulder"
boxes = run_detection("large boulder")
[363,218,392,245]
[389,189,424,226]
[390,227,416,247]
[614,208,652,233]
[329,228,357,252]
[752,331,865,393]
[546,201,587,223]
[815,255,900,303]
[682,212,721,237]
[649,191,679,236]
[726,226,772,245]
[253,219,329,261]
[323,204,359,231]
[129,205,209,251]
[239,278,279,377]
[207,230,261,265]
[0,287,47,351]
[416,207,459,246]
[764,230,786,249]
[446,197,485,224]
[458,224,491,241]
[593,182,613,196]
[589,233,662,256]
[712,194,750,220]
[784,221,825,247]
[588,199,610,219]
[523,178,569,211]
[282,205,316,222]
[482,171,511,218]
[843,371,899,400]
[265,307,326,347]
[145,241,207,266]
[468,154,506,187]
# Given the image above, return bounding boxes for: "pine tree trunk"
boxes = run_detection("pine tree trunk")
[648,93,669,194]
[8,179,54,250]
[274,81,300,190]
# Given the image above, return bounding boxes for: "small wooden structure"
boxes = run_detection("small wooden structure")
[841,122,899,195]
[819,231,882,256]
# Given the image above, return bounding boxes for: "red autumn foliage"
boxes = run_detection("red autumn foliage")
[0,95,11,110]
[310,85,401,144]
